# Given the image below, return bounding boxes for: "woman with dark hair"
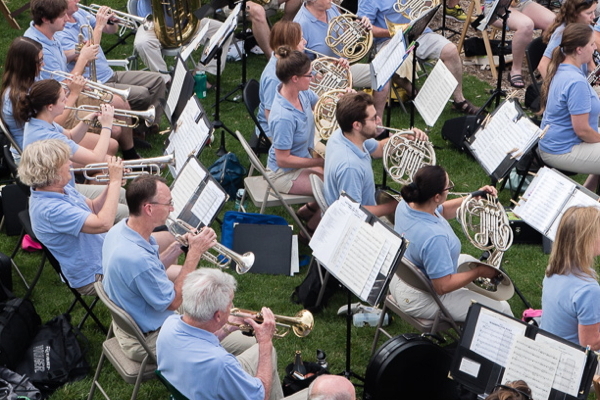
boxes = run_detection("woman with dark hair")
[18,79,115,167]
[267,46,323,235]
[541,206,600,349]
[257,21,307,140]
[390,165,513,322]
[537,0,598,78]
[485,381,533,400]
[0,36,119,158]
[539,23,600,190]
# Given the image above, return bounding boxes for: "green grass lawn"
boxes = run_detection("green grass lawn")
[0,1,582,399]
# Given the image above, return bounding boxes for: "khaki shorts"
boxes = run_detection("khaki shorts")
[265,168,304,194]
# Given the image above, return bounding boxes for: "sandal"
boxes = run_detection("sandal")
[508,73,525,89]
[452,99,479,115]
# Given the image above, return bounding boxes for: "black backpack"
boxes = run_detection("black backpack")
[291,265,340,313]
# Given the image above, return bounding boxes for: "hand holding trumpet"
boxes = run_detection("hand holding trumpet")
[247,307,277,343]
[82,104,114,129]
[185,226,217,258]
[105,155,124,185]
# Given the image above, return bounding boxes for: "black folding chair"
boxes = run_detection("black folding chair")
[242,79,271,157]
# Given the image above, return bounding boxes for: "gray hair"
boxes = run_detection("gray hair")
[182,268,237,322]
[18,139,71,188]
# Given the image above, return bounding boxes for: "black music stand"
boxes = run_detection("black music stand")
[199,3,240,155]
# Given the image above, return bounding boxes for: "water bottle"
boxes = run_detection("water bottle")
[194,71,207,99]
[235,189,245,210]
[353,312,388,327]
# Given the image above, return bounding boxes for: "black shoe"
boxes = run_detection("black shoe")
[133,137,152,149]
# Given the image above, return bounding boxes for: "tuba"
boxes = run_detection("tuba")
[152,0,201,48]
[382,128,436,186]
[313,89,346,141]
[326,4,373,64]
[456,193,515,301]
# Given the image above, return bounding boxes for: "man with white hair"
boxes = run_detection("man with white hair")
[156,268,308,400]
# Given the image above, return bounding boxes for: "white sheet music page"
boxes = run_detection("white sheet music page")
[503,335,560,400]
[414,61,458,127]
[166,57,187,121]
[166,97,210,176]
[360,221,402,299]
[192,180,226,226]
[180,23,210,61]
[513,167,576,237]
[370,31,407,91]
[170,158,207,219]
[469,100,541,175]
[545,189,600,241]
[203,2,240,62]
[470,307,527,367]
[535,333,587,396]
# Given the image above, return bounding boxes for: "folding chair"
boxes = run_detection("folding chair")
[155,370,189,400]
[8,210,45,298]
[0,117,22,156]
[88,282,157,400]
[242,79,271,157]
[235,130,315,239]
[42,243,108,334]
[371,257,461,356]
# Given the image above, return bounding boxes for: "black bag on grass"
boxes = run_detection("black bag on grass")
[16,314,89,398]
[282,361,329,396]
[291,265,340,313]
[0,367,41,400]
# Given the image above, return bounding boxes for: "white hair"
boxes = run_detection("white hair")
[181,269,237,322]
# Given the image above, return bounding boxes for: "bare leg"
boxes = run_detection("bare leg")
[439,43,466,103]
[78,134,119,156]
[584,174,600,191]
[373,81,390,121]
[289,167,324,195]
[247,2,272,58]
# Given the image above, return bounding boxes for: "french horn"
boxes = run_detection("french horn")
[313,88,346,141]
[309,56,353,96]
[382,128,436,186]
[325,5,373,64]
[456,193,515,301]
[394,0,441,21]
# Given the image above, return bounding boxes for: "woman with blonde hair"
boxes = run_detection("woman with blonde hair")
[540,206,600,349]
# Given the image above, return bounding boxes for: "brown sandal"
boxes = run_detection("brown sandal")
[452,99,479,115]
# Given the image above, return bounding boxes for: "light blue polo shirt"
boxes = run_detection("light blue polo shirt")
[257,54,278,138]
[543,24,589,75]
[357,0,432,46]
[55,9,114,83]
[294,5,340,59]
[29,184,104,288]
[267,86,319,173]
[103,219,175,333]
[540,63,600,154]
[157,315,265,400]
[1,89,24,151]
[24,22,69,82]
[23,118,79,154]
[324,128,378,206]
[394,200,460,279]
[541,273,600,346]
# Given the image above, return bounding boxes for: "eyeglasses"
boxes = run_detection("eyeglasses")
[148,200,174,207]
[444,180,455,192]
[492,384,532,400]
[363,115,379,123]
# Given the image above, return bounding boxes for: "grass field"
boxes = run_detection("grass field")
[0,1,583,399]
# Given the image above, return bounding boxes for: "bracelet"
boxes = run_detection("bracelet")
[101,126,112,131]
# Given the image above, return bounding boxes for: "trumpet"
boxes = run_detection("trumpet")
[166,218,254,274]
[66,105,155,129]
[229,308,314,338]
[78,4,149,32]
[76,25,97,82]
[41,69,130,102]
[71,154,174,181]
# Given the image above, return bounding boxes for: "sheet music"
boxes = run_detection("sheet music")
[370,31,408,91]
[166,57,188,121]
[202,2,240,64]
[180,23,210,61]
[545,189,600,241]
[414,61,458,127]
[503,336,560,400]
[469,100,541,175]
[470,307,527,367]
[170,158,207,218]
[166,97,211,176]
[535,333,587,396]
[513,168,577,237]
[192,180,226,226]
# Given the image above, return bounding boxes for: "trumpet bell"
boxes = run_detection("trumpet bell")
[457,255,514,301]
[291,309,314,337]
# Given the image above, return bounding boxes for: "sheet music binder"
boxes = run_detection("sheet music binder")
[465,98,542,181]
[512,167,600,241]
[232,223,293,275]
[169,155,228,229]
[164,55,196,125]
[309,193,408,306]
[450,303,597,400]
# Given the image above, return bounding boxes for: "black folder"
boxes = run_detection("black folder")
[232,223,292,275]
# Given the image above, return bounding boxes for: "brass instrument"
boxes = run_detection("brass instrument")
[326,4,373,64]
[314,89,346,141]
[71,154,175,181]
[74,25,97,82]
[456,193,515,301]
[309,55,353,96]
[394,0,440,21]
[229,308,314,338]
[166,218,254,274]
[42,69,130,103]
[66,105,155,129]
[152,0,201,48]
[382,127,436,186]
[78,4,149,31]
